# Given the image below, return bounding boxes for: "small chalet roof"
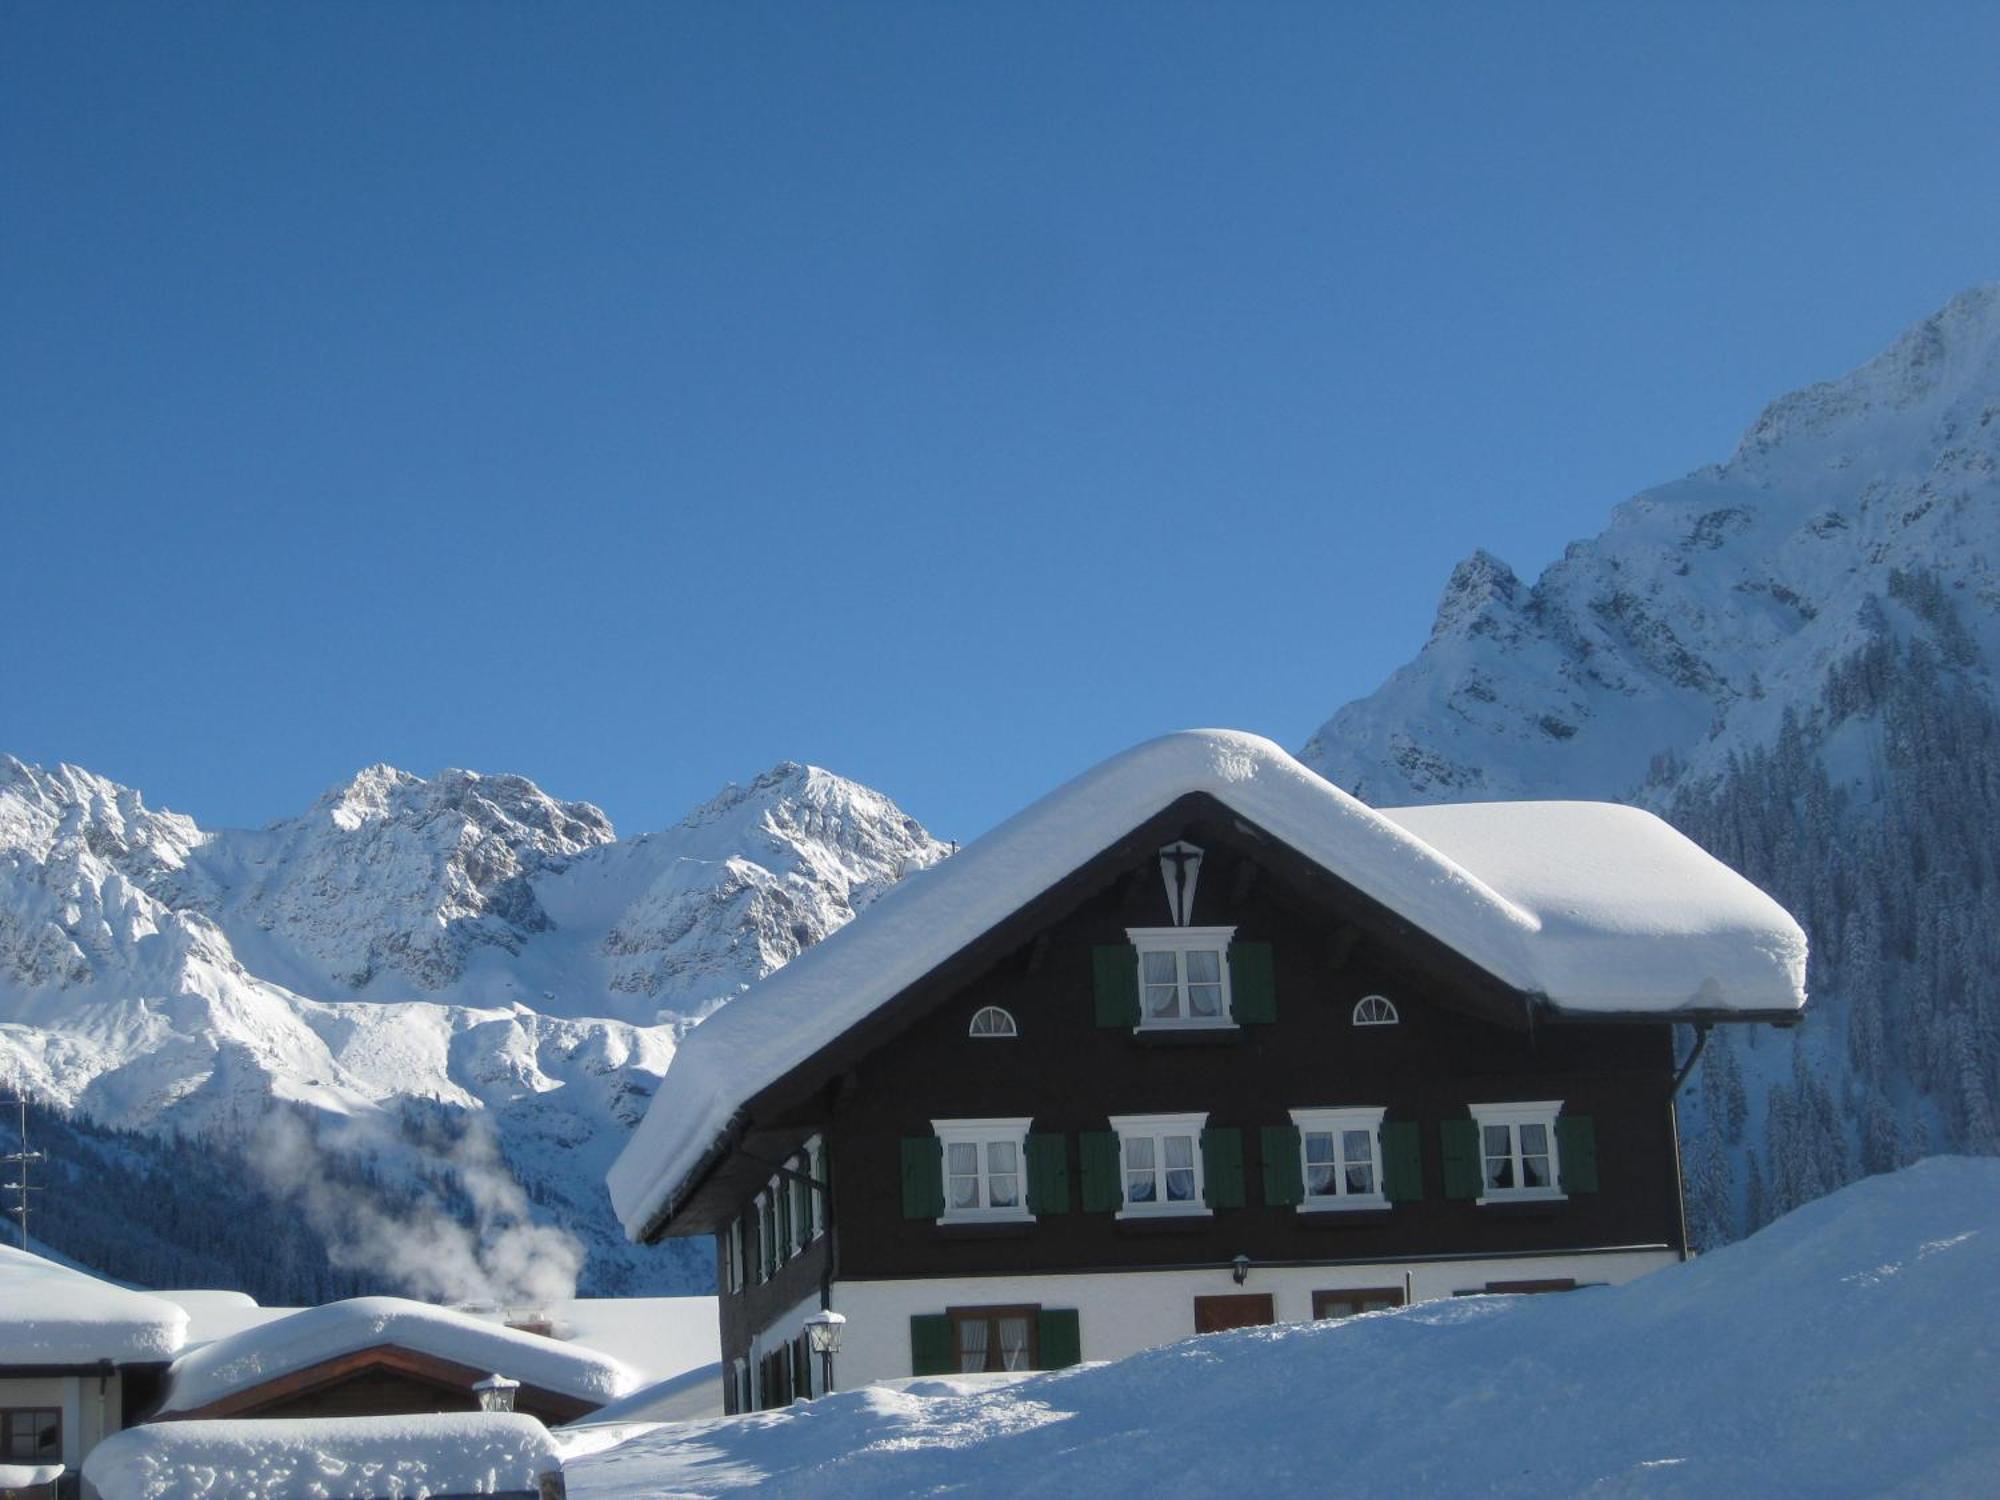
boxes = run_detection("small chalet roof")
[82,1412,561,1500]
[158,1295,642,1416]
[607,729,1808,1241]
[0,1244,188,1364]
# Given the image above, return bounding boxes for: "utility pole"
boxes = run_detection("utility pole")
[1,1096,43,1251]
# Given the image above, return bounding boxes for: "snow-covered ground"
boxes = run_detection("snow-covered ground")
[568,1158,1999,1498]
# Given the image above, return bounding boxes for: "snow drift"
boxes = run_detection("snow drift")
[570,1158,2000,1498]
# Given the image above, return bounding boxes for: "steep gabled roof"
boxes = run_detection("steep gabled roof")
[607,730,1808,1242]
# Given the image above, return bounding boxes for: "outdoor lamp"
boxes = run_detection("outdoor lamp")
[804,1308,846,1395]
[1232,1253,1252,1286]
[473,1372,521,1413]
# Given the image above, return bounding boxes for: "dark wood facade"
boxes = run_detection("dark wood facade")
[700,795,1690,1375]
[165,1345,596,1425]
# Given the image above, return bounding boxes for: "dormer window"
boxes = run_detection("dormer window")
[1352,995,1399,1027]
[968,1006,1018,1038]
[1128,927,1236,1029]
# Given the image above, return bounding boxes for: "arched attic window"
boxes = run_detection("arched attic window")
[969,1006,1018,1038]
[1352,995,1399,1027]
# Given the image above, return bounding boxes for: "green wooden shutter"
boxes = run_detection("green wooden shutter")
[1441,1119,1482,1200]
[1201,1127,1245,1209]
[900,1136,943,1220]
[1037,1308,1082,1369]
[1228,941,1277,1023]
[776,1178,792,1254]
[1260,1125,1303,1206]
[909,1314,954,1376]
[1381,1121,1424,1202]
[1092,945,1141,1027]
[1026,1133,1071,1214]
[1079,1130,1123,1212]
[1556,1116,1598,1193]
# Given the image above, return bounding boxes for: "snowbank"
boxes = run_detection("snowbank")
[159,1296,641,1415]
[0,1244,188,1363]
[609,729,1807,1239]
[83,1412,561,1499]
[573,1158,1997,1498]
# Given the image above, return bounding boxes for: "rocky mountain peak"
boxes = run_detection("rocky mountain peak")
[1429,549,1524,644]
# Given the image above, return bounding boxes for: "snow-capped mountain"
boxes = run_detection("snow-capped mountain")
[0,754,947,1294]
[1304,283,2000,1240]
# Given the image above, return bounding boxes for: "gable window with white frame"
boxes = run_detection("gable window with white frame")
[1470,1101,1565,1203]
[1128,927,1236,1029]
[1110,1112,1210,1217]
[1352,994,1398,1026]
[933,1118,1034,1224]
[968,1005,1018,1037]
[1291,1106,1387,1209]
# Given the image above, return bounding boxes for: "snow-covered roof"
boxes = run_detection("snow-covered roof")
[82,1412,562,1500]
[607,729,1808,1240]
[544,1296,718,1385]
[0,1244,188,1364]
[158,1295,642,1415]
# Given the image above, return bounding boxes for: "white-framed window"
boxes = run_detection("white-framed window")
[1291,1106,1387,1210]
[731,1356,750,1414]
[932,1118,1034,1224]
[724,1216,744,1293]
[1352,994,1399,1026]
[969,1006,1018,1038]
[1127,927,1236,1029]
[805,1135,826,1241]
[1110,1112,1210,1217]
[1469,1101,1566,1204]
[756,1190,775,1280]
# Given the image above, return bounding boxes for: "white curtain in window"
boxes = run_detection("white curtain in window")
[997,1316,1031,1371]
[957,1317,990,1373]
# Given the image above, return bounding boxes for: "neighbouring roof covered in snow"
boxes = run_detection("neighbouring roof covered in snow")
[544,1296,719,1386]
[158,1295,642,1415]
[607,729,1808,1240]
[0,1244,188,1364]
[82,1412,561,1500]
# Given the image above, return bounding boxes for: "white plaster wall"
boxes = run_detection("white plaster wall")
[745,1288,829,1405]
[818,1249,1676,1387]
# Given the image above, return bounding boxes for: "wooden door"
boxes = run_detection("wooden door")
[1193,1292,1276,1333]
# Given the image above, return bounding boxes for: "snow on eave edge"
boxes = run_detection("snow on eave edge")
[606,729,1807,1242]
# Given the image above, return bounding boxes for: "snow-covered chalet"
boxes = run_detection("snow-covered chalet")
[607,730,1808,1409]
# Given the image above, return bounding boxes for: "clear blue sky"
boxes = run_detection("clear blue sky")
[5,3,1997,841]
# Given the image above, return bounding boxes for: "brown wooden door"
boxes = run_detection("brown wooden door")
[1193,1293,1276,1334]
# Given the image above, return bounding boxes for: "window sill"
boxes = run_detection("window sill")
[1130,1026,1242,1048]
[1474,1191,1569,1212]
[1297,1197,1391,1217]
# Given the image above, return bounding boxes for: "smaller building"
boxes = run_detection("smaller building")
[154,1298,641,1426]
[0,1246,187,1499]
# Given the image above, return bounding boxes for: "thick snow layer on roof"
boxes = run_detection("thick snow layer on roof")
[571,1158,2000,1499]
[568,1362,724,1427]
[83,1412,561,1499]
[0,1244,187,1363]
[1377,799,1807,1015]
[159,1296,642,1415]
[608,729,1807,1238]
[151,1290,294,1350]
[0,1465,64,1488]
